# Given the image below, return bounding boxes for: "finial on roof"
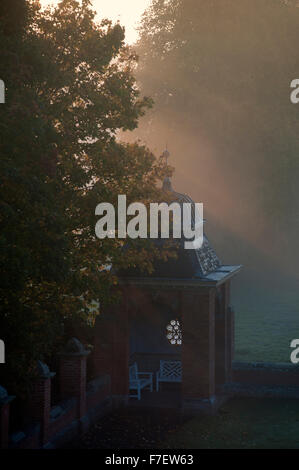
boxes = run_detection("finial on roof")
[162,146,170,165]
[161,146,172,191]
[162,176,173,192]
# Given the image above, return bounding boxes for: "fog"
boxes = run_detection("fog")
[123,0,299,362]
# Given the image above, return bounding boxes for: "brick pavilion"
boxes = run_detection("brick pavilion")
[94,175,241,414]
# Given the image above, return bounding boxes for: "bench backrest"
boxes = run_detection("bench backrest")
[159,360,182,378]
[129,362,138,380]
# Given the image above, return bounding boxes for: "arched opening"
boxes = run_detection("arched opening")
[129,294,182,405]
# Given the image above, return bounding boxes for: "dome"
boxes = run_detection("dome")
[120,178,223,280]
[160,177,221,277]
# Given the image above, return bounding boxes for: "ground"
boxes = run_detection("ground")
[67,407,183,449]
[163,398,299,449]
[67,397,299,449]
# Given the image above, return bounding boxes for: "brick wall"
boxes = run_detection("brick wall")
[0,339,112,449]
[233,361,299,387]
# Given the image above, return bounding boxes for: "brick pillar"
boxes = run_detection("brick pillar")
[93,294,129,406]
[30,361,55,447]
[0,386,15,449]
[215,281,231,385]
[59,338,90,421]
[182,288,216,414]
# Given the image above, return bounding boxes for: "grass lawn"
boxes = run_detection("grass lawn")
[232,280,299,363]
[161,398,299,449]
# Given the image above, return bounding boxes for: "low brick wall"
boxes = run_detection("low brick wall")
[9,374,111,449]
[233,361,299,387]
[0,339,114,449]
[2,352,298,449]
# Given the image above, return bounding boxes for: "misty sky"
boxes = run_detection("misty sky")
[40,0,151,44]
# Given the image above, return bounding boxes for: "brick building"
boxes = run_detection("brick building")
[94,177,241,414]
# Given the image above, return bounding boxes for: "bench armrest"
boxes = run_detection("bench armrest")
[137,372,153,379]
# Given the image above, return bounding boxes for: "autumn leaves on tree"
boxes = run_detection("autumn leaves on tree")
[0,0,171,393]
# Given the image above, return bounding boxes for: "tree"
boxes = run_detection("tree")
[0,0,171,395]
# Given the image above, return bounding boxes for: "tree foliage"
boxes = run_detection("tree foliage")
[0,0,171,394]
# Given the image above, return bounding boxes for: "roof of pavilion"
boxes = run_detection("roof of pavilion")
[119,177,241,286]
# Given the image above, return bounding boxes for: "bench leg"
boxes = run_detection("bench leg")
[138,385,141,400]
[156,379,159,392]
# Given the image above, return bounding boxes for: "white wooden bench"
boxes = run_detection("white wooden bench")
[129,362,153,400]
[156,360,182,391]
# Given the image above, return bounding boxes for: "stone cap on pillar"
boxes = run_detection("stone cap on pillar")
[59,338,90,357]
[36,360,56,379]
[0,385,15,406]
